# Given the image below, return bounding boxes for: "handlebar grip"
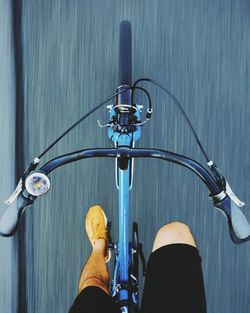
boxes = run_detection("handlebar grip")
[0,192,34,237]
[214,196,250,244]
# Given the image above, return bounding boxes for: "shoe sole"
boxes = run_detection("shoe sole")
[100,208,112,263]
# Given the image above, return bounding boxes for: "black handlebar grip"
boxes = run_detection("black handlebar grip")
[214,196,250,244]
[0,191,34,237]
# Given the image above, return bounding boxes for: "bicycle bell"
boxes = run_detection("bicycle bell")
[25,171,51,196]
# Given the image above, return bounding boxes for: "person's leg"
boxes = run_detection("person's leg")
[78,238,110,295]
[152,221,197,252]
[68,206,120,313]
[140,221,207,313]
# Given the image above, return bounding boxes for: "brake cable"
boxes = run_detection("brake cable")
[12,76,224,189]
[131,78,226,188]
[130,85,152,144]
[37,88,131,160]
[132,78,210,162]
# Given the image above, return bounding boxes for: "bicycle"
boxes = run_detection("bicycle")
[1,20,250,313]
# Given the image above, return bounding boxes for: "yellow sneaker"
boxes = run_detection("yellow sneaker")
[85,205,111,263]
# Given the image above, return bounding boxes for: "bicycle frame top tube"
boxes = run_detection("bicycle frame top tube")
[116,134,132,306]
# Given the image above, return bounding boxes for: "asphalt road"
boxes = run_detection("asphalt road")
[1,1,250,312]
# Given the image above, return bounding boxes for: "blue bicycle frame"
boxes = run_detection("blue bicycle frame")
[108,87,142,310]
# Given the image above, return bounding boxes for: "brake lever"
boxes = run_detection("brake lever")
[207,160,245,207]
[225,180,245,207]
[4,178,23,205]
[211,181,245,206]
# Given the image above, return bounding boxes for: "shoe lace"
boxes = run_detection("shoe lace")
[90,219,107,241]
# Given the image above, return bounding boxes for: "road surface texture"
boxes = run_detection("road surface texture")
[0,2,18,313]
[1,1,250,313]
